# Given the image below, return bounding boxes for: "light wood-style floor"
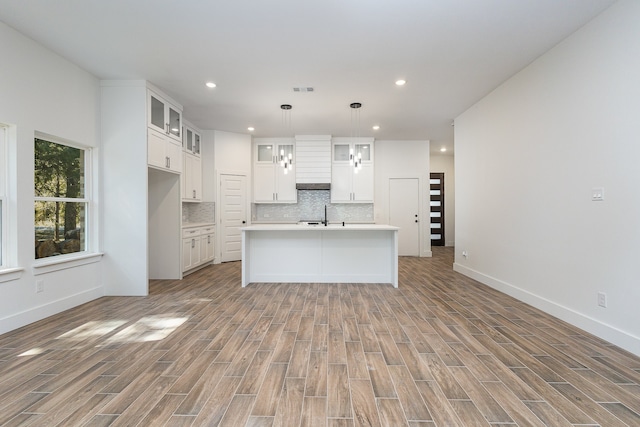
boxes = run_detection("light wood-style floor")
[1,247,639,426]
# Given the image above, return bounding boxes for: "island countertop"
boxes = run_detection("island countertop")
[241,224,399,287]
[241,223,398,232]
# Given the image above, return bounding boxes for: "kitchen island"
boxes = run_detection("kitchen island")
[241,224,399,287]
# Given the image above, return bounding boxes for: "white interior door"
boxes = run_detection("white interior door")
[220,174,247,262]
[389,178,420,256]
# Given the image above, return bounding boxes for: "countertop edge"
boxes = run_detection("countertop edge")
[242,224,399,231]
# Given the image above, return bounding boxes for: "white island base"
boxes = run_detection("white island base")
[241,224,399,287]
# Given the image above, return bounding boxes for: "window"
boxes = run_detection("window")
[34,136,90,259]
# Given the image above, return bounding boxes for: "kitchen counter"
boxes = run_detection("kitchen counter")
[241,224,398,287]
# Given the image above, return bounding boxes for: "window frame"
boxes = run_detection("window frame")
[0,125,7,267]
[33,132,100,270]
[0,123,23,282]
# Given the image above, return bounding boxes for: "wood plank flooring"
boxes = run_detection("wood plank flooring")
[1,247,639,426]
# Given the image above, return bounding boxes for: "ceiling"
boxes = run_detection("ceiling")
[0,0,616,154]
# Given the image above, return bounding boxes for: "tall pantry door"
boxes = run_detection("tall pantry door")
[220,174,247,262]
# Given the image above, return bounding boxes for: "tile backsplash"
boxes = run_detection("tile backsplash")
[252,190,373,223]
[183,202,215,224]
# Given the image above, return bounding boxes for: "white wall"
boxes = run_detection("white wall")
[454,0,640,355]
[0,22,103,334]
[430,154,455,246]
[374,140,431,257]
[200,129,215,203]
[212,130,252,176]
[100,81,149,296]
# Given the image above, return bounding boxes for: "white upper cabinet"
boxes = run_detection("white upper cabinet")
[181,121,203,201]
[148,89,182,144]
[148,122,182,173]
[183,125,201,156]
[331,138,374,203]
[253,138,297,203]
[147,88,183,173]
[182,153,202,202]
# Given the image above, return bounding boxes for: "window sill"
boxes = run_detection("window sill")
[33,252,103,275]
[0,267,24,283]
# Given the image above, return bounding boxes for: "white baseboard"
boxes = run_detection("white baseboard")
[0,287,104,336]
[453,263,640,357]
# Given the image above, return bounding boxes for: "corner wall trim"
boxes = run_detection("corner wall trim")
[453,262,640,357]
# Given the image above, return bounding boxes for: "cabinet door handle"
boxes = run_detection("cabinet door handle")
[191,238,195,248]
[193,190,196,199]
[208,235,210,244]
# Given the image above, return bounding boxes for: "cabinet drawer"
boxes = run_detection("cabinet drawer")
[201,227,215,234]
[182,228,201,238]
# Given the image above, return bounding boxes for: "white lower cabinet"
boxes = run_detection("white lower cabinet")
[182,225,215,274]
[200,227,215,263]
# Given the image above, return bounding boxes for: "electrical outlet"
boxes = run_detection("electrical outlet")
[462,250,468,259]
[36,280,44,293]
[597,292,607,308]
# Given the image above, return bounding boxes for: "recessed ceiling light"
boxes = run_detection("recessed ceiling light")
[395,79,406,86]
[440,147,447,152]
[372,125,380,130]
[205,82,216,88]
[247,127,255,132]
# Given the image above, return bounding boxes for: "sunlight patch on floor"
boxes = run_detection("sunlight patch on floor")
[56,320,127,341]
[105,315,188,343]
[18,347,45,357]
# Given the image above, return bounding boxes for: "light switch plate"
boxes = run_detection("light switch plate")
[591,187,604,201]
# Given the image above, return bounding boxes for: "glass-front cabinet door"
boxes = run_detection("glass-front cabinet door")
[185,128,193,152]
[168,105,181,141]
[277,144,294,168]
[149,94,165,134]
[194,133,201,155]
[256,143,275,163]
[333,143,350,162]
[354,143,371,162]
[147,90,182,144]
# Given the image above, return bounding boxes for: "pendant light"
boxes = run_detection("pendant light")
[280,104,293,174]
[350,102,363,173]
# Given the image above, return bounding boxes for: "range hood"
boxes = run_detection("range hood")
[296,183,331,190]
[295,135,332,190]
